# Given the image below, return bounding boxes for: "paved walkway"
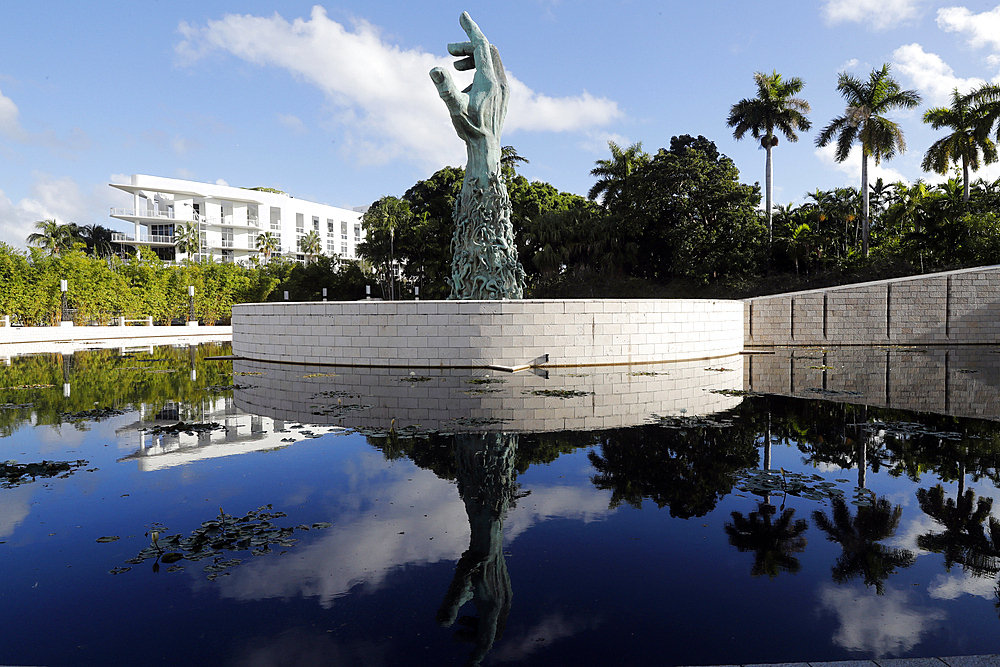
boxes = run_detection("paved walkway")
[0,324,232,357]
[681,656,1000,667]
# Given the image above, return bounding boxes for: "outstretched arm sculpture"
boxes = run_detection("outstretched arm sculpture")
[430,12,525,300]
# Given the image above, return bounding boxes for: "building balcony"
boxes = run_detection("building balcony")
[111,232,176,246]
[111,208,181,221]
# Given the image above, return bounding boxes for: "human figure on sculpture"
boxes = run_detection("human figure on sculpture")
[430,12,525,300]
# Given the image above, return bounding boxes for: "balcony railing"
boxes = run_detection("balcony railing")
[110,208,175,220]
[111,232,176,245]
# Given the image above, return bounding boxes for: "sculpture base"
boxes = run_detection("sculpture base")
[232,299,742,369]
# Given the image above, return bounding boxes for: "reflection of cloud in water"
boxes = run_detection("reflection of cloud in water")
[216,455,614,607]
[487,612,601,664]
[504,484,615,542]
[887,512,937,555]
[218,463,469,607]
[0,485,33,538]
[928,572,998,600]
[817,583,946,657]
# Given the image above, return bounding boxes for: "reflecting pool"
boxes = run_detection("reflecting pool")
[2,343,1000,666]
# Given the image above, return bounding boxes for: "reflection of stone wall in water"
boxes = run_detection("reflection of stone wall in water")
[232,357,745,433]
[746,346,1000,420]
[438,432,516,665]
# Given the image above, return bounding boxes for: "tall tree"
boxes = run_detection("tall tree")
[922,86,1000,202]
[299,230,323,265]
[500,145,529,184]
[359,196,412,299]
[816,64,922,257]
[175,222,201,260]
[727,70,812,241]
[26,219,77,256]
[255,231,279,264]
[587,141,649,215]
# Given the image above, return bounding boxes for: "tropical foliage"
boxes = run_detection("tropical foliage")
[727,70,811,240]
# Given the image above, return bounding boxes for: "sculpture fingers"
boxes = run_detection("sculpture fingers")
[429,67,469,116]
[459,12,496,83]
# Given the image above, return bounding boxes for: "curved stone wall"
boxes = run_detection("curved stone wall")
[232,299,743,369]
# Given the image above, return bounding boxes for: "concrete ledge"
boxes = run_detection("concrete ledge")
[231,299,744,368]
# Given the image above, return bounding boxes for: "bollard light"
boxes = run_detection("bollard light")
[60,279,68,292]
[414,286,419,301]
[188,285,195,297]
[284,291,289,300]
[322,287,327,302]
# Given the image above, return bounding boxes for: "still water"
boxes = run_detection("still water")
[1,342,1000,666]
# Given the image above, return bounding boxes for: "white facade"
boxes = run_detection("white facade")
[109,174,365,264]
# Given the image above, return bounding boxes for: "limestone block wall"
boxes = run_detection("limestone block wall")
[744,265,1000,346]
[232,299,743,369]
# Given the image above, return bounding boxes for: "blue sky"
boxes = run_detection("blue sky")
[2,0,1000,250]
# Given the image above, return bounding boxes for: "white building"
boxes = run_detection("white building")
[110,174,366,264]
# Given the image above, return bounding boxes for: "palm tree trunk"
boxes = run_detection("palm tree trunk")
[765,144,774,243]
[963,155,970,203]
[861,153,870,258]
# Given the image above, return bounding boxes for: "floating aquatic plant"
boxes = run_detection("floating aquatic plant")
[60,407,126,423]
[2,459,89,488]
[735,469,872,505]
[651,414,735,429]
[143,421,223,436]
[114,505,332,580]
[523,389,594,399]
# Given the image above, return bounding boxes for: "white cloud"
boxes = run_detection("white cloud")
[0,173,96,250]
[822,0,923,30]
[175,7,622,169]
[277,113,307,135]
[893,43,985,105]
[817,583,947,656]
[215,178,229,186]
[937,5,1000,51]
[815,143,910,187]
[0,85,27,142]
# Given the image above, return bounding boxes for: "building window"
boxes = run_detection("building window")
[354,224,361,244]
[296,213,304,233]
[248,232,258,250]
[341,221,348,240]
[327,240,336,254]
[270,207,281,230]
[221,229,234,248]
[327,219,334,234]
[341,242,348,256]
[312,216,320,231]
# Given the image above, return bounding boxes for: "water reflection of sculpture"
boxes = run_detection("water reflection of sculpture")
[437,432,518,666]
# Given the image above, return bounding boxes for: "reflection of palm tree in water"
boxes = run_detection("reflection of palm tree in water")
[438,432,518,666]
[725,502,808,578]
[813,496,915,595]
[916,484,1000,577]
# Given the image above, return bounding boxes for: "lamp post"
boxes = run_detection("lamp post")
[187,285,197,326]
[322,287,327,302]
[60,279,72,327]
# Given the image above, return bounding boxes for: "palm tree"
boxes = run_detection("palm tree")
[500,145,529,184]
[922,86,1000,202]
[76,224,115,257]
[727,70,812,241]
[813,496,915,595]
[299,230,322,265]
[255,231,279,264]
[587,141,649,213]
[174,222,201,260]
[816,64,922,257]
[26,219,77,255]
